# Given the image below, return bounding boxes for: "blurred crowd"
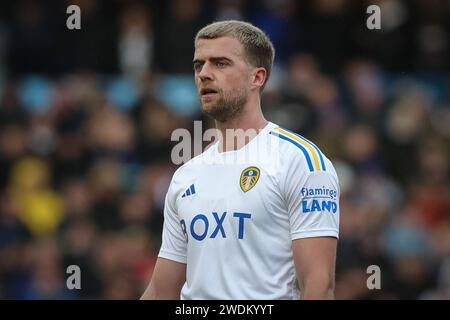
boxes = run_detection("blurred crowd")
[0,0,449,299]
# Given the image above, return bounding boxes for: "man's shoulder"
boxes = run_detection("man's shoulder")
[267,125,332,174]
[172,142,217,180]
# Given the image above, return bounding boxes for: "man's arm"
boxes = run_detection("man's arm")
[140,257,186,300]
[292,236,337,300]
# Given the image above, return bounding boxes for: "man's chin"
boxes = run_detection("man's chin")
[200,96,245,122]
[201,104,228,122]
[200,103,214,115]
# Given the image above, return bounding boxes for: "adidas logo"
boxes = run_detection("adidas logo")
[181,184,196,198]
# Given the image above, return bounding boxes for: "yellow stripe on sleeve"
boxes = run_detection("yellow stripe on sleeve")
[275,127,321,171]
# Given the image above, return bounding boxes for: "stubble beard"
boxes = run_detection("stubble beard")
[200,88,248,123]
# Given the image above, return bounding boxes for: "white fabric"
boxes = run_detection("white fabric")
[158,122,340,299]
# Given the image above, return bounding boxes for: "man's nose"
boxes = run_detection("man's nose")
[198,63,214,81]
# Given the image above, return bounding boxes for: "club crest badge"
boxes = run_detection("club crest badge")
[240,166,260,192]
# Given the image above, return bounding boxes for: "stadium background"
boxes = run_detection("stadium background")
[0,0,449,299]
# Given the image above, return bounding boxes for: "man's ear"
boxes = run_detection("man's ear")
[251,67,267,90]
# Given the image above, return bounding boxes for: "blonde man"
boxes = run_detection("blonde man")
[141,20,340,300]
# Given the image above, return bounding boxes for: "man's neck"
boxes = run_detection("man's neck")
[215,102,268,153]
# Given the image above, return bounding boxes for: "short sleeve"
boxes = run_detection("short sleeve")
[158,177,188,264]
[283,157,340,241]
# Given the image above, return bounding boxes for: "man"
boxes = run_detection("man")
[141,20,340,300]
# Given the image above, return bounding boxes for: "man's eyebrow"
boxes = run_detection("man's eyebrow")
[210,57,233,63]
[193,57,233,64]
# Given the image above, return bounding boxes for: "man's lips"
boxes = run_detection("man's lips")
[200,88,219,96]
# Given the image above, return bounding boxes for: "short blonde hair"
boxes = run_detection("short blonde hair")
[195,20,275,91]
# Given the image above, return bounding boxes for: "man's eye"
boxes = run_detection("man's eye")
[216,61,226,68]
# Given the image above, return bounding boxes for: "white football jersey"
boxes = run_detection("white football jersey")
[158,122,340,300]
